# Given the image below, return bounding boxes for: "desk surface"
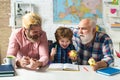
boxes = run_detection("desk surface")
[0,65,120,80]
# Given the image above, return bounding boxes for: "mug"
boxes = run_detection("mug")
[3,55,16,68]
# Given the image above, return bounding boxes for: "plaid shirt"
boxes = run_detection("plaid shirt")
[49,42,75,63]
[71,28,114,66]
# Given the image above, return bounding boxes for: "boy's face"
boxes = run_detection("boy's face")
[58,38,71,49]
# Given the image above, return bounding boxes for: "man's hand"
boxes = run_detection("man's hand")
[18,56,30,67]
[88,58,107,71]
[92,61,108,71]
[25,58,42,70]
[68,50,77,61]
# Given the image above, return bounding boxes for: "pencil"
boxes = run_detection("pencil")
[78,65,80,71]
[83,67,89,71]
[55,45,57,48]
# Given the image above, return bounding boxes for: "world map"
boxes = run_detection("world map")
[53,0,102,24]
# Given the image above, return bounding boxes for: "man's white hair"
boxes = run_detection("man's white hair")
[88,18,96,29]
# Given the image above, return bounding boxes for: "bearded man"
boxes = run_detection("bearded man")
[7,13,49,70]
[72,18,114,71]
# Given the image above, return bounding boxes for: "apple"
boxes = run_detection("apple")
[88,58,96,66]
[115,50,120,58]
[68,50,77,57]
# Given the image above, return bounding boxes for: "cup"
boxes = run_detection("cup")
[3,55,16,68]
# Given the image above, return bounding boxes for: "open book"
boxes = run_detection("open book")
[48,63,80,71]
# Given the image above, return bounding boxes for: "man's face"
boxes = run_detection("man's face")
[26,26,42,42]
[78,21,94,44]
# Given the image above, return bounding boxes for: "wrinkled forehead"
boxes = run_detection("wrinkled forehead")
[78,20,91,28]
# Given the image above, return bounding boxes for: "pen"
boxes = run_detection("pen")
[83,67,89,71]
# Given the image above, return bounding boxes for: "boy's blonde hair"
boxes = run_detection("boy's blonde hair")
[55,26,73,43]
[22,12,42,29]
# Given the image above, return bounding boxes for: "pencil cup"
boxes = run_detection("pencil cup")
[3,55,16,68]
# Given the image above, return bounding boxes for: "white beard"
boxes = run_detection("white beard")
[80,32,94,44]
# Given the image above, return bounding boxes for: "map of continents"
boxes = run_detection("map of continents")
[53,0,102,24]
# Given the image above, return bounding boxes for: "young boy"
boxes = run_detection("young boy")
[49,26,77,63]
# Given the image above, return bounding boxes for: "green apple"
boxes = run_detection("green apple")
[88,58,96,66]
[68,50,77,57]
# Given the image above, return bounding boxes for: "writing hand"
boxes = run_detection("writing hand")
[51,48,57,56]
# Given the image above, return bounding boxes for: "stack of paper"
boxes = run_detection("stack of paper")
[0,65,15,77]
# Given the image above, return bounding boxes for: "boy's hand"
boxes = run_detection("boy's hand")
[51,48,57,56]
[68,50,77,61]
[69,56,77,61]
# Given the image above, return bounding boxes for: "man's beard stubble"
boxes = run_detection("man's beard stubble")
[80,32,94,45]
[27,32,40,42]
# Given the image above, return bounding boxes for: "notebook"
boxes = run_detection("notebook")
[0,65,15,77]
[96,67,120,76]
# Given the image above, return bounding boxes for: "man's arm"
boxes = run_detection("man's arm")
[7,30,19,57]
[93,37,114,71]
[101,37,114,66]
[38,32,49,66]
